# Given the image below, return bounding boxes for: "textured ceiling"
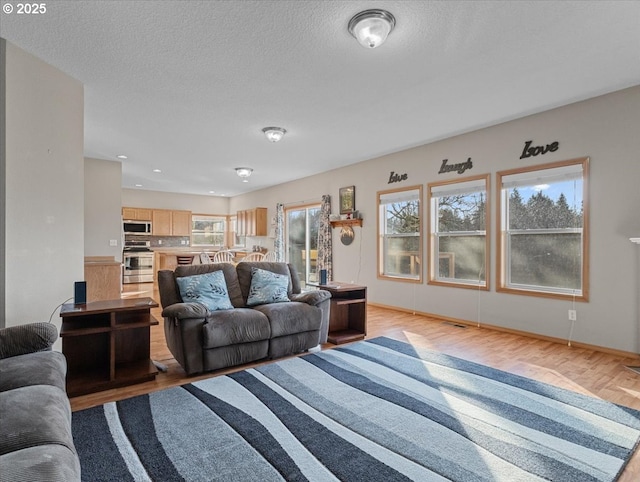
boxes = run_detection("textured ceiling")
[2,0,639,197]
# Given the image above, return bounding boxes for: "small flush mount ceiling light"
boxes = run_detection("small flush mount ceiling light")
[116,154,128,160]
[262,127,287,143]
[348,9,396,49]
[235,167,253,182]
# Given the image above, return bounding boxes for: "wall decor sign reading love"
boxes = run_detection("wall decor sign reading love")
[519,140,559,159]
[388,171,408,184]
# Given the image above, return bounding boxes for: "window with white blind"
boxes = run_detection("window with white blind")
[191,214,226,247]
[377,186,422,282]
[497,158,589,300]
[428,175,490,289]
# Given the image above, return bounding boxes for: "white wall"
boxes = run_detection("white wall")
[122,188,229,214]
[85,158,122,261]
[2,39,84,345]
[231,86,640,354]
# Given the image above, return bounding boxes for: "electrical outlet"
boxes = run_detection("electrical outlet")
[158,240,162,245]
[568,309,577,321]
[109,239,118,247]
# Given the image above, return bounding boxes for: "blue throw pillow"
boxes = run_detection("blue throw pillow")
[176,270,233,311]
[246,267,290,307]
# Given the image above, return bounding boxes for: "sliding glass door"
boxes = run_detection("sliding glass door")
[286,205,320,287]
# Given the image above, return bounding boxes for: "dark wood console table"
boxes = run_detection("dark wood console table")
[60,297,159,397]
[319,282,367,344]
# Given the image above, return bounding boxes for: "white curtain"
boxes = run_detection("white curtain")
[316,194,333,282]
[274,203,285,262]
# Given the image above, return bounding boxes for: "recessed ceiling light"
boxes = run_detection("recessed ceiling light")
[209,190,215,194]
[116,154,128,160]
[153,169,162,173]
[135,184,143,187]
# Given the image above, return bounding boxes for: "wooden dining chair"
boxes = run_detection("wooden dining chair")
[212,250,235,263]
[239,252,265,262]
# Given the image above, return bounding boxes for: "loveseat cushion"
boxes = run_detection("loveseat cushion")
[0,351,66,393]
[0,322,58,359]
[176,270,234,311]
[158,263,245,309]
[247,267,290,306]
[236,262,295,303]
[0,444,81,482]
[0,385,75,457]
[253,302,321,338]
[202,308,271,349]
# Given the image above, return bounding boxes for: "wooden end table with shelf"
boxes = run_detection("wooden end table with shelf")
[318,282,367,344]
[60,297,159,397]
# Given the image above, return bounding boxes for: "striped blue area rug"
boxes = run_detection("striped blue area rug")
[72,337,640,481]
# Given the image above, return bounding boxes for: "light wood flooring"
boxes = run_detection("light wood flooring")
[70,282,640,481]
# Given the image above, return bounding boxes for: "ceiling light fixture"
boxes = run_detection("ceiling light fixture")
[348,9,396,49]
[116,154,128,160]
[262,127,287,143]
[235,167,253,182]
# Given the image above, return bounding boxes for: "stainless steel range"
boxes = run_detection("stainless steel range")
[123,240,154,283]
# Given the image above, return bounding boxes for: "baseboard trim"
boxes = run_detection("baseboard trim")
[368,302,640,360]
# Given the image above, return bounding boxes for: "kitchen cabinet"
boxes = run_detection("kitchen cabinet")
[237,207,267,237]
[171,210,192,236]
[152,209,192,236]
[122,207,152,221]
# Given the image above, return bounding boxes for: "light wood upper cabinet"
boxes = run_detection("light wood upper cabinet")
[122,207,152,221]
[150,209,191,236]
[152,209,172,236]
[171,210,192,236]
[236,207,267,237]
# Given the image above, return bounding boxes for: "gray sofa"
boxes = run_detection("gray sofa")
[158,261,331,375]
[0,322,81,482]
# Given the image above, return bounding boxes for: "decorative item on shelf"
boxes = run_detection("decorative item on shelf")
[262,127,286,143]
[348,9,396,49]
[339,185,355,214]
[329,214,341,221]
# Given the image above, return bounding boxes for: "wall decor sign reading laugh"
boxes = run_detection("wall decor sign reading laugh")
[438,157,473,175]
[519,139,559,159]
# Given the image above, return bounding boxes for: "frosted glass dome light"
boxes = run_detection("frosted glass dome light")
[348,9,396,49]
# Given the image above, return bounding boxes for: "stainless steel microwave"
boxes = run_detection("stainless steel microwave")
[123,220,152,235]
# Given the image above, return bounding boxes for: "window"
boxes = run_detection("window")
[377,186,422,282]
[228,215,245,247]
[286,204,320,287]
[497,157,589,300]
[191,214,226,247]
[428,175,489,289]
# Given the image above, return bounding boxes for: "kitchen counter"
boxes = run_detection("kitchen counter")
[153,249,253,280]
[84,256,121,301]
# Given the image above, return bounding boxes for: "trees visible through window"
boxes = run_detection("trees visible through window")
[497,158,589,300]
[377,186,422,282]
[191,215,226,247]
[428,175,489,288]
[286,205,320,287]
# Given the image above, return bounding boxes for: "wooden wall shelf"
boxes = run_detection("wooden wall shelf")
[330,218,362,228]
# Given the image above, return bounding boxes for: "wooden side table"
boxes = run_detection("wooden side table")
[60,297,159,397]
[319,283,367,345]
